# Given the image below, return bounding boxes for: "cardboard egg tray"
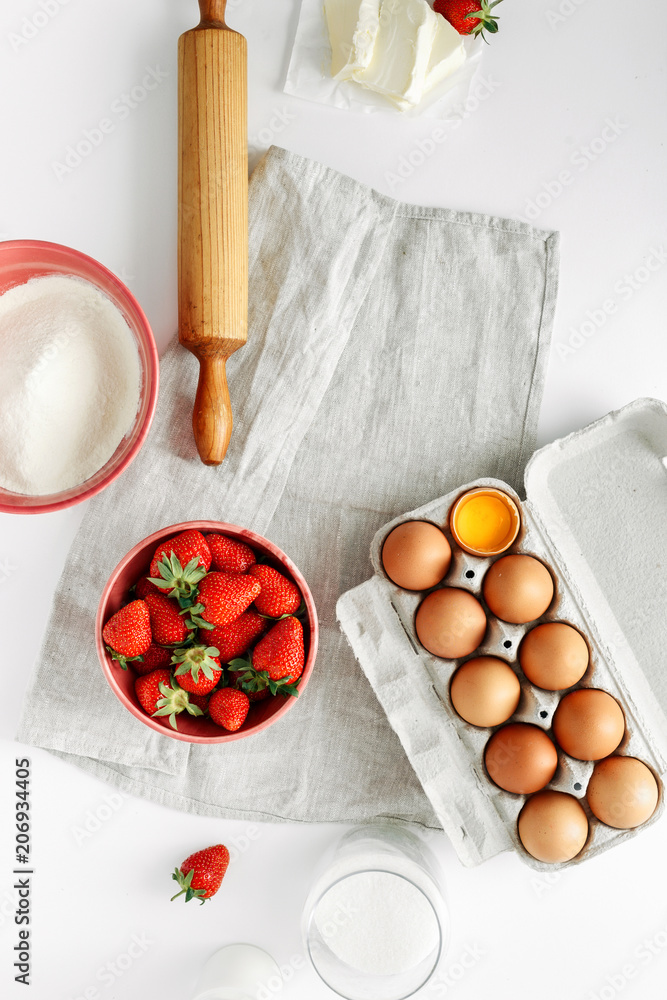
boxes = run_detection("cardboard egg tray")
[337,398,667,869]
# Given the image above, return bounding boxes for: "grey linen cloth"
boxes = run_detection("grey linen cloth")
[18,146,559,826]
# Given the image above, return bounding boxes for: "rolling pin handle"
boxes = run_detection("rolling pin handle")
[193,354,233,466]
[198,0,227,26]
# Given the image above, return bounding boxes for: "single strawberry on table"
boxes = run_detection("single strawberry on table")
[434,0,502,40]
[193,572,261,628]
[135,668,203,730]
[171,844,230,904]
[205,611,267,662]
[209,687,250,732]
[102,599,152,669]
[172,646,222,695]
[248,564,302,618]
[144,592,192,646]
[206,533,256,574]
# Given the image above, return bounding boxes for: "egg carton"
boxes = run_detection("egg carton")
[337,398,667,869]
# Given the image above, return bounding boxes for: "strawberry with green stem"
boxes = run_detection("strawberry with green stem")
[253,616,305,682]
[228,616,305,698]
[149,552,208,605]
[148,530,212,603]
[135,669,203,730]
[172,646,222,695]
[171,844,230,904]
[433,0,503,42]
[102,600,152,669]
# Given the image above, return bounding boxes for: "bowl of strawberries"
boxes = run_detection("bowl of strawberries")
[96,521,318,742]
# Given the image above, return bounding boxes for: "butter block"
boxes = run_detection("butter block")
[424,12,466,96]
[325,0,381,81]
[353,0,438,109]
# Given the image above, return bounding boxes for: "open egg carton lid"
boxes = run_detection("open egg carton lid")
[337,397,667,869]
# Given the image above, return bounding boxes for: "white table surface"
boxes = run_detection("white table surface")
[1,2,667,998]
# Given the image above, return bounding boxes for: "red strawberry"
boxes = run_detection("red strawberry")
[149,530,212,602]
[188,692,211,713]
[172,646,222,695]
[171,844,230,904]
[283,659,305,686]
[150,529,212,579]
[195,572,261,627]
[248,564,302,618]
[135,576,163,599]
[135,669,203,730]
[209,688,250,732]
[102,600,152,668]
[434,0,502,40]
[229,670,270,702]
[206,534,256,574]
[144,592,191,646]
[134,643,172,675]
[253,616,305,682]
[205,611,267,662]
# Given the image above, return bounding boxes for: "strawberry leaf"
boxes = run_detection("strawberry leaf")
[181,603,215,630]
[267,677,300,698]
[227,657,251,671]
[149,553,206,601]
[105,645,143,671]
[184,702,204,717]
[170,866,208,904]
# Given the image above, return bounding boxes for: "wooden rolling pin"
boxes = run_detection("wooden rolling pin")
[178,0,248,465]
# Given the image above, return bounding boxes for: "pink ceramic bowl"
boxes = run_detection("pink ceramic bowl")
[96,521,319,743]
[0,240,159,515]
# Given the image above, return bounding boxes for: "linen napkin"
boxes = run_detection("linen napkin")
[18,146,559,826]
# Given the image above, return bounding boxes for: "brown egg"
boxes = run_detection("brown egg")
[415,588,487,659]
[483,554,554,624]
[518,791,589,863]
[519,622,589,691]
[381,521,452,591]
[587,756,659,829]
[552,688,625,761]
[485,723,558,794]
[450,657,521,728]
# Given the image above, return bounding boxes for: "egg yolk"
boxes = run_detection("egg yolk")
[454,494,513,552]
